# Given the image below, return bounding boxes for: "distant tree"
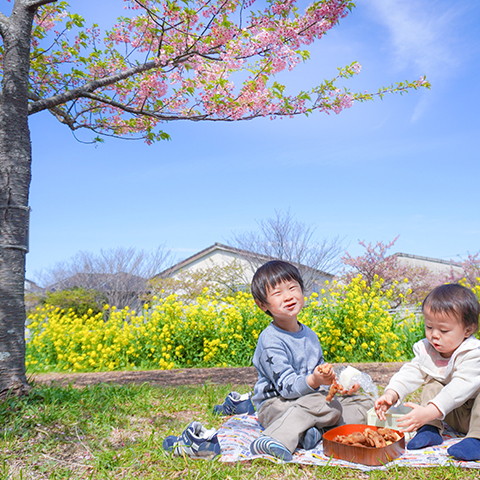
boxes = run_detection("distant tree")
[39,246,172,309]
[230,210,342,293]
[462,253,480,286]
[445,253,480,287]
[42,287,107,316]
[148,259,248,303]
[341,237,444,306]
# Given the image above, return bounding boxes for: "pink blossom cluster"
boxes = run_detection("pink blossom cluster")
[35,9,67,32]
[352,62,362,74]
[21,0,429,142]
[416,76,427,87]
[271,0,296,16]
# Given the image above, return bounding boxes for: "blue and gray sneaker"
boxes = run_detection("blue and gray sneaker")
[162,421,221,459]
[213,391,255,416]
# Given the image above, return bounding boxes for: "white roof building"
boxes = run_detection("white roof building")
[396,253,464,277]
[155,242,334,294]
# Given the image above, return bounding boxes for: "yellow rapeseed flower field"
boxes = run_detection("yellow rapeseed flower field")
[25,275,448,373]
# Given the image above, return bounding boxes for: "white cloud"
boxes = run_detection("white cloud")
[366,0,464,79]
[365,0,476,122]
[410,93,431,123]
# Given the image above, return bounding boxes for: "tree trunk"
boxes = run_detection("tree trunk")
[0,1,38,397]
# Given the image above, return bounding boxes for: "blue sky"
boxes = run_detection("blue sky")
[23,0,480,281]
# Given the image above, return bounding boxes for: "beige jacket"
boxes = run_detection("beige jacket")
[386,335,480,418]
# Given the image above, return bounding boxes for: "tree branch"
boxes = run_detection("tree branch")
[25,0,57,9]
[27,44,224,116]
[48,105,77,128]
[28,91,77,128]
[74,90,306,124]
[28,60,158,114]
[80,92,210,122]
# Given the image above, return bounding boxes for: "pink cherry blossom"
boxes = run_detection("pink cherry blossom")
[15,0,430,143]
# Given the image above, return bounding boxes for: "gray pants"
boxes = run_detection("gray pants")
[257,392,374,453]
[422,379,480,438]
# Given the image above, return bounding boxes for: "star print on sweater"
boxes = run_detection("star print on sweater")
[252,322,326,410]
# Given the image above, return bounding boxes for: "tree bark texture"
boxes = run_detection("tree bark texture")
[0,0,41,397]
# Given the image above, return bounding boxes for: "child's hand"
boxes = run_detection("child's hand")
[375,389,398,421]
[339,382,360,396]
[312,363,336,386]
[396,402,442,432]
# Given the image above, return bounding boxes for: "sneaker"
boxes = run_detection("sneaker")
[213,391,255,416]
[162,421,221,458]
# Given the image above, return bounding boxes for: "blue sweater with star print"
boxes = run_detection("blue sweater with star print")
[251,322,325,410]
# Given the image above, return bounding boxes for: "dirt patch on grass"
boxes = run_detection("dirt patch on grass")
[30,362,406,389]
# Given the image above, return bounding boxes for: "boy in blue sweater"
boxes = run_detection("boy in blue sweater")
[249,260,373,461]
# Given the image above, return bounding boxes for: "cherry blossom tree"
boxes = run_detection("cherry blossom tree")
[343,239,480,307]
[341,237,442,307]
[0,0,430,396]
[439,252,480,294]
[460,253,480,286]
[444,253,480,287]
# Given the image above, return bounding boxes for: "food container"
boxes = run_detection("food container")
[366,405,414,441]
[322,424,405,466]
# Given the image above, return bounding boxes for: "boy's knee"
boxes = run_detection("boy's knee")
[323,397,343,424]
[333,406,343,424]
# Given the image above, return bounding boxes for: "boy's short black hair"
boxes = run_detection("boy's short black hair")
[251,260,304,315]
[422,284,480,333]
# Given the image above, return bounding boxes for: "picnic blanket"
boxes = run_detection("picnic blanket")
[217,414,480,471]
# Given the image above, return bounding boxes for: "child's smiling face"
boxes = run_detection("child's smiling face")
[424,306,474,358]
[258,279,304,328]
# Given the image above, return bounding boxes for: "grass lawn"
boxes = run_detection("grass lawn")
[1,380,479,480]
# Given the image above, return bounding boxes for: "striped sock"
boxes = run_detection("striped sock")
[250,436,292,461]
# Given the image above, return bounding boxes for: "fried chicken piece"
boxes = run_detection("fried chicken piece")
[377,428,401,443]
[326,380,344,402]
[364,428,387,448]
[343,432,367,445]
[333,427,400,448]
[363,435,375,447]
[316,364,332,374]
[375,434,387,448]
[334,432,367,446]
[315,364,344,402]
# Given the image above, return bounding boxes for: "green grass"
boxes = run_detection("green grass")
[0,381,479,480]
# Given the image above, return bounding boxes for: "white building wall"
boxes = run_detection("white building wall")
[173,250,257,283]
[396,254,464,277]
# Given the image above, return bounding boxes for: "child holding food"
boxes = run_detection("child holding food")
[375,283,480,461]
[249,260,374,461]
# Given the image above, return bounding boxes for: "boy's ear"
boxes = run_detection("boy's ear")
[465,325,476,337]
[254,298,268,312]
